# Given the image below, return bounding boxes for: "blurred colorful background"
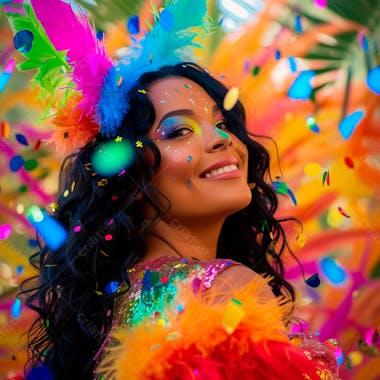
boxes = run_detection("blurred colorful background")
[0,0,379,379]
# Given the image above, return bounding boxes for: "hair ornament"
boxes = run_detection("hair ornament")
[4,0,211,156]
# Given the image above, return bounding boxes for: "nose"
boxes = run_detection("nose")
[204,126,232,152]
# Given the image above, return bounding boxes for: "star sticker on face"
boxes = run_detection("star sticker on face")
[136,140,143,148]
[114,136,123,143]
[97,179,108,187]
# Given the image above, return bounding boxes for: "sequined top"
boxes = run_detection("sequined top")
[93,255,237,379]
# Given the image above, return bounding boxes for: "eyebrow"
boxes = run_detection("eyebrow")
[156,105,221,131]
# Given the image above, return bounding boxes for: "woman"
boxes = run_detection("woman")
[7,0,339,379]
[19,63,338,380]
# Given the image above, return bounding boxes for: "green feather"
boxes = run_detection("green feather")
[5,3,72,114]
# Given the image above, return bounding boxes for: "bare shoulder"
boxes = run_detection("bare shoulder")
[204,263,275,302]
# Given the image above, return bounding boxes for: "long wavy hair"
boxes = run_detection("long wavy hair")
[20,62,297,379]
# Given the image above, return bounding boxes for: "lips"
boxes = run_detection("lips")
[199,159,239,178]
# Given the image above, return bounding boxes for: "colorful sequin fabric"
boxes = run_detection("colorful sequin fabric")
[93,255,236,378]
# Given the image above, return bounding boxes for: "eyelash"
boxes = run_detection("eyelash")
[167,121,229,138]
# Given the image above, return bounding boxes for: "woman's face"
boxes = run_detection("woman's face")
[145,76,252,223]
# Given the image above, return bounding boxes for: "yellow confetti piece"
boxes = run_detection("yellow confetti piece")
[49,202,59,211]
[304,162,322,176]
[222,298,246,334]
[71,181,76,192]
[63,189,69,197]
[248,182,256,189]
[166,331,181,341]
[223,86,239,111]
[135,140,143,148]
[114,136,123,143]
[296,233,307,247]
[348,351,363,366]
[138,89,147,94]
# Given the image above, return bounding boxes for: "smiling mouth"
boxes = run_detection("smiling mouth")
[200,164,241,179]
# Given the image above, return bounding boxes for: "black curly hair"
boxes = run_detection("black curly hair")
[19,62,297,379]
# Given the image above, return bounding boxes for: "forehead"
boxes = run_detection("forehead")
[147,76,218,118]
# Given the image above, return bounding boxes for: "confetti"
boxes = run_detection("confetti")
[248,182,256,189]
[73,225,81,232]
[92,140,135,177]
[288,70,315,100]
[296,233,307,247]
[252,66,260,76]
[24,159,38,171]
[127,15,140,35]
[96,30,104,41]
[11,298,22,319]
[275,50,281,60]
[320,257,347,285]
[338,206,350,218]
[105,234,113,241]
[347,351,363,367]
[322,170,330,186]
[222,298,246,334]
[9,155,24,172]
[272,180,288,195]
[0,58,15,93]
[135,140,143,148]
[0,120,11,138]
[187,155,192,163]
[344,157,354,168]
[105,281,120,294]
[304,162,322,176]
[305,273,320,287]
[14,29,34,53]
[287,188,298,206]
[26,205,68,251]
[15,133,28,146]
[314,0,327,8]
[223,87,239,111]
[288,56,298,73]
[63,189,70,197]
[295,15,303,33]
[114,136,123,143]
[138,89,147,94]
[0,224,12,240]
[338,110,365,140]
[34,139,41,150]
[159,9,174,32]
[366,65,380,95]
[306,115,320,132]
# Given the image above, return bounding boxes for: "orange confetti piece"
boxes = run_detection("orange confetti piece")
[0,120,11,139]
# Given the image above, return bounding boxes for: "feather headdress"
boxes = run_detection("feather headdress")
[4,0,211,155]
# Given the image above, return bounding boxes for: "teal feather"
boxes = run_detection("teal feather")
[97,0,211,136]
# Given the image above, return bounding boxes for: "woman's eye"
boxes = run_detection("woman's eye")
[215,121,229,130]
[167,127,192,138]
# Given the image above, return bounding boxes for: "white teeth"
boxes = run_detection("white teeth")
[204,164,238,178]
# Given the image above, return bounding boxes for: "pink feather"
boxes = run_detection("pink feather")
[31,0,113,117]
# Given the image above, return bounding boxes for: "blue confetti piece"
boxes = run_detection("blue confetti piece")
[305,273,320,288]
[96,30,104,41]
[105,281,120,294]
[11,298,22,319]
[218,16,224,25]
[16,133,29,146]
[338,110,365,140]
[14,30,34,53]
[127,15,140,35]
[320,257,347,285]
[275,50,281,60]
[9,155,24,172]
[287,188,298,206]
[160,9,174,32]
[287,56,298,73]
[26,206,68,251]
[295,15,302,33]
[142,270,152,288]
[362,36,369,51]
[16,265,24,276]
[366,65,380,95]
[26,365,54,380]
[288,70,315,100]
[28,238,38,247]
[0,72,12,93]
[187,155,192,163]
